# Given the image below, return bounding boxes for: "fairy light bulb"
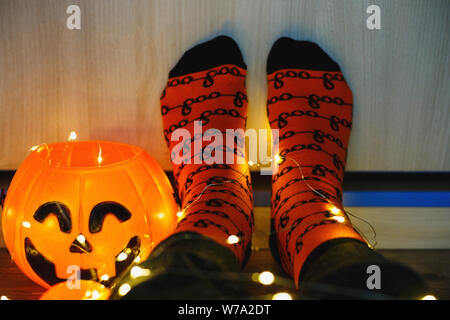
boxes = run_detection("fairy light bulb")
[118,283,131,296]
[258,271,275,285]
[100,274,110,282]
[117,252,128,261]
[91,290,100,300]
[130,266,151,278]
[68,131,77,141]
[227,235,240,244]
[248,160,254,166]
[272,292,292,300]
[30,146,39,151]
[133,256,141,263]
[274,155,283,164]
[97,148,103,165]
[421,295,437,300]
[22,221,31,228]
[331,215,346,223]
[329,206,341,215]
[1,295,9,300]
[176,210,184,218]
[76,234,86,244]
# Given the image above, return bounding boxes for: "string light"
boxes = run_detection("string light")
[100,274,110,282]
[156,212,165,219]
[176,211,185,219]
[226,235,240,244]
[274,154,283,164]
[76,234,86,244]
[117,252,128,261]
[97,147,103,165]
[281,155,378,248]
[130,266,151,278]
[421,295,437,300]
[331,215,346,223]
[258,271,275,285]
[68,131,77,141]
[272,292,292,300]
[22,221,31,228]
[118,283,131,296]
[90,290,101,300]
[329,206,341,215]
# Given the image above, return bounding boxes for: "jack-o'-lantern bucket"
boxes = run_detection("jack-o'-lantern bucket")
[2,141,178,288]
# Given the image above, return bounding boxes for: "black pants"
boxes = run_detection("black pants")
[110,231,427,300]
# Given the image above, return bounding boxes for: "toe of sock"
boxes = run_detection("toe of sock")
[267,37,340,74]
[169,35,246,78]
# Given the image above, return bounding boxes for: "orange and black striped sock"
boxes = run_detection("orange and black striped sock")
[266,38,366,285]
[266,38,427,299]
[160,36,254,266]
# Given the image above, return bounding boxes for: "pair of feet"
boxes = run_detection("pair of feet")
[109,36,427,299]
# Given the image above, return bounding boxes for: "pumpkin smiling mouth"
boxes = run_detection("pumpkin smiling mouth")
[24,236,141,287]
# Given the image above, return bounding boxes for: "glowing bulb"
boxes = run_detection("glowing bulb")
[76,234,86,244]
[258,271,275,285]
[133,256,141,263]
[421,295,437,300]
[176,211,185,219]
[248,160,254,166]
[68,131,77,141]
[155,212,166,219]
[90,290,100,300]
[118,283,131,296]
[84,291,92,298]
[100,274,110,281]
[1,295,9,300]
[272,292,292,300]
[22,221,31,228]
[130,266,151,278]
[30,146,39,151]
[227,235,240,244]
[274,155,283,164]
[331,215,345,223]
[329,206,341,215]
[117,252,128,261]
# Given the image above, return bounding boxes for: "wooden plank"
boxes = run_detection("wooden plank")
[0,0,449,171]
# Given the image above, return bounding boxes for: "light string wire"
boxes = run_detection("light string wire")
[281,155,378,248]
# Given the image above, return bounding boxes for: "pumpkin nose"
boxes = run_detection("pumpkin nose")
[70,234,92,253]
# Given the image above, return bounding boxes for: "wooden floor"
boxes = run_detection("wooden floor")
[1,248,448,300]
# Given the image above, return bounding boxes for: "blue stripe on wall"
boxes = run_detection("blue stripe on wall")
[343,192,450,207]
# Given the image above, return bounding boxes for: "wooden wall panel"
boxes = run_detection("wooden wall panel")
[0,0,449,171]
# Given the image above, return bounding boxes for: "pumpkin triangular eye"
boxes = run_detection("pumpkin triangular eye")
[89,202,131,233]
[34,202,72,233]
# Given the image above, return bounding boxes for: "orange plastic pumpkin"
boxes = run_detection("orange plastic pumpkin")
[40,280,111,300]
[2,141,178,288]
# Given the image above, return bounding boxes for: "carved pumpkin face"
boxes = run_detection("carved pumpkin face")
[2,141,178,288]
